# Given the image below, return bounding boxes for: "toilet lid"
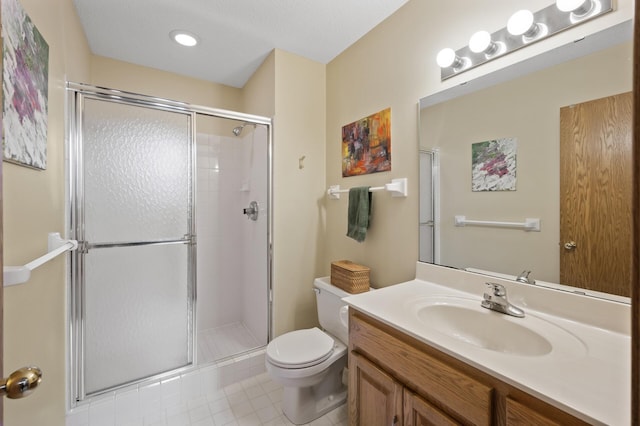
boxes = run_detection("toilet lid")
[267,327,335,368]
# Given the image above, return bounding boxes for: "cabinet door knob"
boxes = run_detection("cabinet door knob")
[391,414,398,425]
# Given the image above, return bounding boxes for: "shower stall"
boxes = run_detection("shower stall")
[66,83,272,403]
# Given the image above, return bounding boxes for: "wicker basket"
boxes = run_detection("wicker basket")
[330,260,370,294]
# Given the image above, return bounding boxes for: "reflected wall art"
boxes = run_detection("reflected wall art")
[471,138,517,191]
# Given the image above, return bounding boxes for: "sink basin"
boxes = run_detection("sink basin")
[408,297,586,357]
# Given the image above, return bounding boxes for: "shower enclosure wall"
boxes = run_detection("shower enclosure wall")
[67,83,272,403]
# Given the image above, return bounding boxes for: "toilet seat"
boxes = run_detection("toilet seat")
[266,327,335,368]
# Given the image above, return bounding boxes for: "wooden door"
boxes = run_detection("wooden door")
[560,92,633,297]
[403,388,460,426]
[349,352,403,426]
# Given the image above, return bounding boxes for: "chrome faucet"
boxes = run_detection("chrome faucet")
[481,283,525,318]
[516,270,535,285]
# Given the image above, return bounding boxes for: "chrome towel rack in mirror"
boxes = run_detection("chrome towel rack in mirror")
[327,177,408,200]
[3,232,78,286]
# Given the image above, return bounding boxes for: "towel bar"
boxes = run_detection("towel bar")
[327,178,407,200]
[3,232,78,286]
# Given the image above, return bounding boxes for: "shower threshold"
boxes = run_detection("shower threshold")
[197,322,262,365]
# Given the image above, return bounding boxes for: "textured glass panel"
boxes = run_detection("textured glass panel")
[84,244,190,395]
[83,99,191,242]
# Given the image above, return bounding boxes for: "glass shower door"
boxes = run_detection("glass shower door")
[72,95,195,397]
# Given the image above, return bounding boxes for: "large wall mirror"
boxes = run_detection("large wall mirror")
[419,21,633,301]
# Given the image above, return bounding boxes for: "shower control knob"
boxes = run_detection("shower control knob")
[243,201,259,221]
[0,366,42,399]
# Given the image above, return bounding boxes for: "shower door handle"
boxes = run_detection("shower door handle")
[0,366,42,399]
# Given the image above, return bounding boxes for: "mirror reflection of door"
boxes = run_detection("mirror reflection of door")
[560,92,632,297]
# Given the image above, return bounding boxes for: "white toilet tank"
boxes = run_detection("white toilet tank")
[314,277,355,345]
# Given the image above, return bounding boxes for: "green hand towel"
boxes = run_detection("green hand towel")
[347,186,372,242]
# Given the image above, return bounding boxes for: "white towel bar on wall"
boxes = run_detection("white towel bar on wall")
[327,178,407,200]
[454,215,541,232]
[3,232,78,286]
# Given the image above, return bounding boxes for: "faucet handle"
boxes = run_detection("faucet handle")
[516,270,535,284]
[485,282,506,297]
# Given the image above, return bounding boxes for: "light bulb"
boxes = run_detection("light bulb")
[170,30,198,47]
[469,31,496,54]
[556,0,594,16]
[556,0,587,11]
[507,10,538,37]
[436,48,457,68]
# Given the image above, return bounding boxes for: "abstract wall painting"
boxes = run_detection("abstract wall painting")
[471,138,517,191]
[342,107,391,177]
[2,0,50,170]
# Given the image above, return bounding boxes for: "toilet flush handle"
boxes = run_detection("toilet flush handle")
[339,306,349,328]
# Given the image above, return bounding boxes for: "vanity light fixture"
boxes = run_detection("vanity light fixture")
[436,0,611,81]
[170,30,199,47]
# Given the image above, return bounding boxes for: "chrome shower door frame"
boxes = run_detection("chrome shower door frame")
[66,82,274,406]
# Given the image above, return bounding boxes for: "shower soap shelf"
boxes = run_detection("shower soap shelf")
[3,232,78,286]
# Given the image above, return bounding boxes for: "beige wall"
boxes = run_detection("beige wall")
[243,50,276,118]
[324,0,634,288]
[90,56,243,111]
[421,42,632,283]
[3,0,91,425]
[271,50,326,335]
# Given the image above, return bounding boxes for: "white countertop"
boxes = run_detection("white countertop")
[342,263,631,426]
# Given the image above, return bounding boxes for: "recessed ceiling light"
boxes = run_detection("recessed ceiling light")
[170,30,198,47]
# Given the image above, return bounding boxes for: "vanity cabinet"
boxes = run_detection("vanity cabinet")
[348,308,589,426]
[350,352,459,426]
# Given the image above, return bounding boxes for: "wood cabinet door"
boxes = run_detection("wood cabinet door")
[404,388,461,426]
[349,352,403,426]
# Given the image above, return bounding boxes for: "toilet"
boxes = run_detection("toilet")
[266,277,355,425]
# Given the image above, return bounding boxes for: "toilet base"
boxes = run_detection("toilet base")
[280,356,347,425]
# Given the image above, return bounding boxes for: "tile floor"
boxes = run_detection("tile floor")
[67,353,348,426]
[153,373,348,426]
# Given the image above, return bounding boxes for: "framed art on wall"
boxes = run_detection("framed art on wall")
[2,0,49,170]
[342,107,391,177]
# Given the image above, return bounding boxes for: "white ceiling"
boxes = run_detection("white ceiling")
[73,0,410,88]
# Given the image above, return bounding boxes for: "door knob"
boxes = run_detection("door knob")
[564,241,577,250]
[0,366,42,399]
